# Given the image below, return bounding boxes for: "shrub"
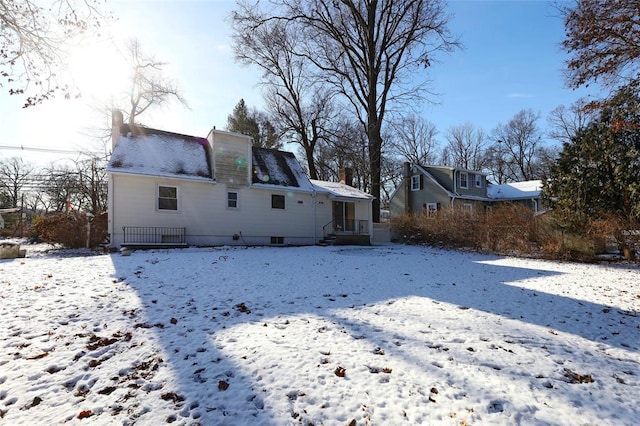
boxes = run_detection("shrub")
[32,211,108,249]
[390,204,609,262]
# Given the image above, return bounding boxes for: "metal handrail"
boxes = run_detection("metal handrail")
[322,219,369,236]
[122,226,186,245]
[322,219,334,237]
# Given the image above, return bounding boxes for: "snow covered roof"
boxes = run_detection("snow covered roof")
[487,180,542,200]
[107,127,211,180]
[251,148,314,190]
[310,180,374,200]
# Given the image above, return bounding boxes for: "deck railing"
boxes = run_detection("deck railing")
[322,219,369,237]
[122,226,186,246]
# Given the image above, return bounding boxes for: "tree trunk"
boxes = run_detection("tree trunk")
[368,122,382,223]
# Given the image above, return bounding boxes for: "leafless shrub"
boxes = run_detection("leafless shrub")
[32,211,107,249]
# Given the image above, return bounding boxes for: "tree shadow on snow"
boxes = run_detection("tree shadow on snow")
[108,244,639,424]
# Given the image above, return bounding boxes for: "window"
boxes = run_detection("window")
[270,236,284,245]
[475,174,482,188]
[411,175,422,191]
[426,203,438,217]
[459,172,468,189]
[158,185,178,211]
[227,192,238,208]
[272,194,285,209]
[463,203,473,214]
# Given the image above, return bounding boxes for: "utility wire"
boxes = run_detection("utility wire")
[0,145,104,155]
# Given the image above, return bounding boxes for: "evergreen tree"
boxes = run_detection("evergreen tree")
[543,81,640,221]
[227,99,282,149]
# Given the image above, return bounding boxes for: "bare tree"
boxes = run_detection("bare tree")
[490,109,544,182]
[443,123,486,170]
[314,119,370,189]
[380,155,404,207]
[547,98,597,144]
[389,115,440,165]
[483,141,509,184]
[41,166,80,212]
[237,0,459,221]
[0,157,34,207]
[1,0,110,106]
[124,38,188,126]
[74,157,107,214]
[231,7,334,179]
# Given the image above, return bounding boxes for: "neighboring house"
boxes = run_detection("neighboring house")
[389,163,491,217]
[389,163,542,217]
[0,208,21,230]
[106,112,373,248]
[486,180,543,213]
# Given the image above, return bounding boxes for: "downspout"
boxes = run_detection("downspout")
[312,188,317,244]
[369,197,373,237]
[452,169,457,207]
[108,110,123,248]
[108,173,115,247]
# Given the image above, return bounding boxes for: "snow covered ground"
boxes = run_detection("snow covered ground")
[1,242,639,425]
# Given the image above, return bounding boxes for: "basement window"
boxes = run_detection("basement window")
[426,203,438,217]
[272,194,285,209]
[270,236,284,245]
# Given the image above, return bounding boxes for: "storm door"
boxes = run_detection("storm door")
[332,201,356,232]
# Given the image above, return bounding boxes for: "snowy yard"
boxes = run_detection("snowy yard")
[1,243,639,425]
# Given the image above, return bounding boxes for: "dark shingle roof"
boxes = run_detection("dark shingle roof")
[108,126,211,179]
[251,147,313,189]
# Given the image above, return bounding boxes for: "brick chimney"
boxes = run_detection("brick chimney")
[339,167,353,187]
[111,110,124,150]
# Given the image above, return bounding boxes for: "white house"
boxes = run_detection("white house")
[106,111,373,248]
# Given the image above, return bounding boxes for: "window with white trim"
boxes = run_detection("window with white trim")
[411,175,421,191]
[459,172,468,189]
[158,185,178,211]
[426,202,438,217]
[475,174,482,188]
[227,191,238,208]
[463,203,473,214]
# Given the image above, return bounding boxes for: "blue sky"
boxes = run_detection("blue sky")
[0,0,600,166]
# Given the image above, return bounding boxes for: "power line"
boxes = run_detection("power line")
[0,145,103,155]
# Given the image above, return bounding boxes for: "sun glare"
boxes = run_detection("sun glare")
[68,40,131,102]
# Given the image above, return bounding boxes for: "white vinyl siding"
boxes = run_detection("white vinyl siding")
[108,174,370,247]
